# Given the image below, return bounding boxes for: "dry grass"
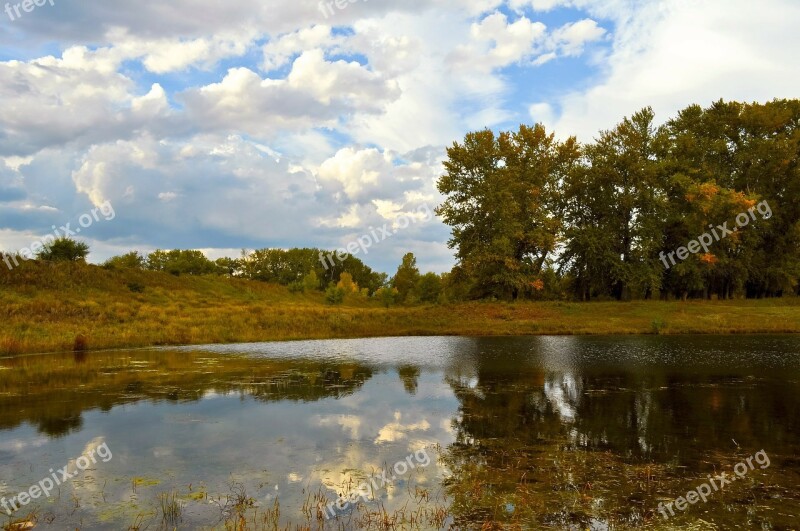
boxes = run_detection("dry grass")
[1,261,798,356]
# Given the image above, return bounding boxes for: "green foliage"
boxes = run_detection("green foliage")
[241,248,385,294]
[416,272,443,303]
[437,124,580,300]
[215,257,241,276]
[37,238,90,262]
[439,100,800,301]
[105,251,146,270]
[303,271,320,291]
[325,284,346,305]
[561,107,665,301]
[147,250,217,276]
[375,287,398,308]
[392,253,420,302]
[127,282,145,293]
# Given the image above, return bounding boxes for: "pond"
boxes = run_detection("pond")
[0,335,799,529]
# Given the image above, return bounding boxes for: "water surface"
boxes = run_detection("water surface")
[1,336,799,529]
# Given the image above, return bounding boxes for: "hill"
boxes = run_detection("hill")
[1,261,799,355]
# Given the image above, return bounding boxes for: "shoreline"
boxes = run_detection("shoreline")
[3,296,799,356]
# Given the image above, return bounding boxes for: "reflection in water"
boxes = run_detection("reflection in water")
[398,365,421,395]
[0,335,798,528]
[441,336,800,529]
[0,351,373,437]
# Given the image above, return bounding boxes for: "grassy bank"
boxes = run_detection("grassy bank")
[1,261,799,355]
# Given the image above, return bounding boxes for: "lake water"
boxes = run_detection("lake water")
[1,335,799,529]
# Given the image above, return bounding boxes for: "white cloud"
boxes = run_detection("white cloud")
[1,0,796,275]
[180,51,400,137]
[551,18,606,56]
[105,27,256,74]
[547,0,800,140]
[447,11,605,74]
[448,12,548,72]
[262,25,341,71]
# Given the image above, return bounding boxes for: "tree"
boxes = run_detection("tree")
[37,238,89,262]
[146,250,217,276]
[560,108,666,300]
[374,287,398,308]
[325,283,345,305]
[104,251,146,270]
[241,248,386,294]
[336,272,360,295]
[303,271,320,291]
[392,253,420,302]
[416,272,443,303]
[437,124,580,300]
[215,257,242,276]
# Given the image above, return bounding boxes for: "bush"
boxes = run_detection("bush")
[374,287,398,308]
[147,250,218,276]
[105,251,146,270]
[303,271,320,291]
[127,282,145,293]
[73,334,89,352]
[325,284,346,305]
[288,281,305,293]
[37,238,89,262]
[416,272,443,303]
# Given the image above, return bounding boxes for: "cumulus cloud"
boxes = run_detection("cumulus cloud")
[0,0,795,274]
[448,11,605,72]
[546,0,800,140]
[180,51,400,137]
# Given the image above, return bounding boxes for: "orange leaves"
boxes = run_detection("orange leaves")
[698,182,720,199]
[700,253,718,265]
[686,182,721,203]
[530,279,545,291]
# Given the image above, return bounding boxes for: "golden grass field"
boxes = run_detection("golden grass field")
[1,261,798,355]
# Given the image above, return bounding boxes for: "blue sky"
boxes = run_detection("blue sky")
[0,0,798,274]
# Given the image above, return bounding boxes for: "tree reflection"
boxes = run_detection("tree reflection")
[398,365,421,395]
[439,337,800,528]
[0,350,374,437]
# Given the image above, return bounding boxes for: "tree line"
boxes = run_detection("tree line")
[437,99,800,300]
[4,99,798,303]
[102,247,445,305]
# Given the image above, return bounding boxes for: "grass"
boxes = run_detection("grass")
[1,261,798,356]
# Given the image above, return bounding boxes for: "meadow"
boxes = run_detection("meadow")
[1,261,798,356]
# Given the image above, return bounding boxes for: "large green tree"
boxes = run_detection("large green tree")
[392,252,420,302]
[437,124,579,300]
[560,108,667,300]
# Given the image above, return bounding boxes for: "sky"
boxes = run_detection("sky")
[0,0,798,274]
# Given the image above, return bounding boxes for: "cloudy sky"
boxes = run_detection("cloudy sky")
[0,0,797,273]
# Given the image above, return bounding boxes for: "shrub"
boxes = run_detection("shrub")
[105,251,146,270]
[302,271,320,292]
[73,334,89,352]
[325,284,346,305]
[37,238,89,262]
[375,287,398,308]
[127,282,145,293]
